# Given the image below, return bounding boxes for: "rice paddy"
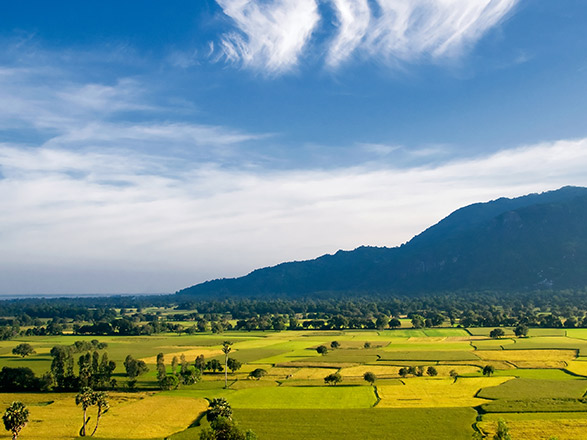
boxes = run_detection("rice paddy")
[1,327,587,439]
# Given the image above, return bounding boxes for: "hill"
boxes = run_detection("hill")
[177,186,587,297]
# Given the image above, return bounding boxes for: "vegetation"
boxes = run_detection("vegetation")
[363,371,376,384]
[0,293,585,439]
[324,373,342,386]
[2,401,28,440]
[11,343,35,358]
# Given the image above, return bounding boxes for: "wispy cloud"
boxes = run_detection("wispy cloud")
[327,0,371,67]
[216,0,321,74]
[216,0,518,72]
[2,137,587,294]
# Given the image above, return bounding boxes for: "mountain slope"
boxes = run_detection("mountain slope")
[177,186,587,297]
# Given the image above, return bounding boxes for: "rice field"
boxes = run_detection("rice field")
[2,327,587,439]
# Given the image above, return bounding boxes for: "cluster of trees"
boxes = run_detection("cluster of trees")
[398,366,438,377]
[1,290,587,345]
[0,340,115,393]
[49,340,114,391]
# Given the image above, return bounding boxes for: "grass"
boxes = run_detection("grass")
[233,407,477,440]
[5,327,587,439]
[481,398,587,413]
[492,368,581,380]
[0,392,208,440]
[474,349,577,368]
[477,378,587,400]
[377,376,511,408]
[566,359,587,377]
[163,383,377,409]
[478,416,587,440]
[379,350,479,361]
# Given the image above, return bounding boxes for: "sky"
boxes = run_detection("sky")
[1,0,586,295]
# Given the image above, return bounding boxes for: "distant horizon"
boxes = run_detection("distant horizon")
[2,1,586,295]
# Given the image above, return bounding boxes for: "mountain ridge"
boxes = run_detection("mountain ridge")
[177,186,587,298]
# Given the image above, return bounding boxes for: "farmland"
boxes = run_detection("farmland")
[1,325,587,439]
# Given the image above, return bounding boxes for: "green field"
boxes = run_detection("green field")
[2,327,587,439]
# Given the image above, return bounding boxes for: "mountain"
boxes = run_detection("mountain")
[177,186,587,297]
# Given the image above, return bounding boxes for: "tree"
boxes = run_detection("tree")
[426,366,438,376]
[11,344,35,358]
[375,315,389,330]
[0,367,42,392]
[89,392,109,436]
[205,359,223,373]
[222,341,233,388]
[489,328,505,339]
[195,354,206,372]
[75,387,95,437]
[411,315,425,329]
[316,345,328,355]
[493,418,512,440]
[156,352,166,385]
[389,318,402,330]
[200,416,257,440]
[124,355,149,380]
[2,401,28,440]
[206,397,233,422]
[449,369,458,379]
[398,367,408,378]
[330,341,340,349]
[324,372,342,385]
[514,324,528,338]
[227,358,242,374]
[75,388,109,437]
[159,374,179,390]
[483,365,495,377]
[363,371,376,384]
[248,368,267,380]
[363,342,371,349]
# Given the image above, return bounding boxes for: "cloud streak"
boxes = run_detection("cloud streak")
[217,0,321,73]
[2,137,587,294]
[216,0,519,72]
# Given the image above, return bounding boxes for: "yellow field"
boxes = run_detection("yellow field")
[377,376,512,408]
[289,367,339,380]
[437,360,515,370]
[475,349,576,368]
[565,359,587,376]
[140,347,222,364]
[479,419,587,440]
[266,366,301,377]
[339,364,480,378]
[0,392,208,440]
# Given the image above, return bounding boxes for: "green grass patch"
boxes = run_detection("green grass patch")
[377,328,468,338]
[477,378,587,400]
[379,351,479,361]
[233,407,477,440]
[481,398,587,413]
[492,369,581,380]
[229,384,377,409]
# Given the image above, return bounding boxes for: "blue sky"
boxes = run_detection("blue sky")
[1,0,586,295]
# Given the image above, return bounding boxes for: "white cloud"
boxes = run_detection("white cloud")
[216,0,518,71]
[365,0,518,62]
[327,0,371,67]
[2,137,587,294]
[216,0,321,73]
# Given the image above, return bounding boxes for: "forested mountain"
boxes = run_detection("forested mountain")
[178,186,587,298]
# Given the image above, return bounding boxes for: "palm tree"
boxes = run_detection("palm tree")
[222,341,233,388]
[2,401,29,440]
[75,387,95,437]
[90,392,109,437]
